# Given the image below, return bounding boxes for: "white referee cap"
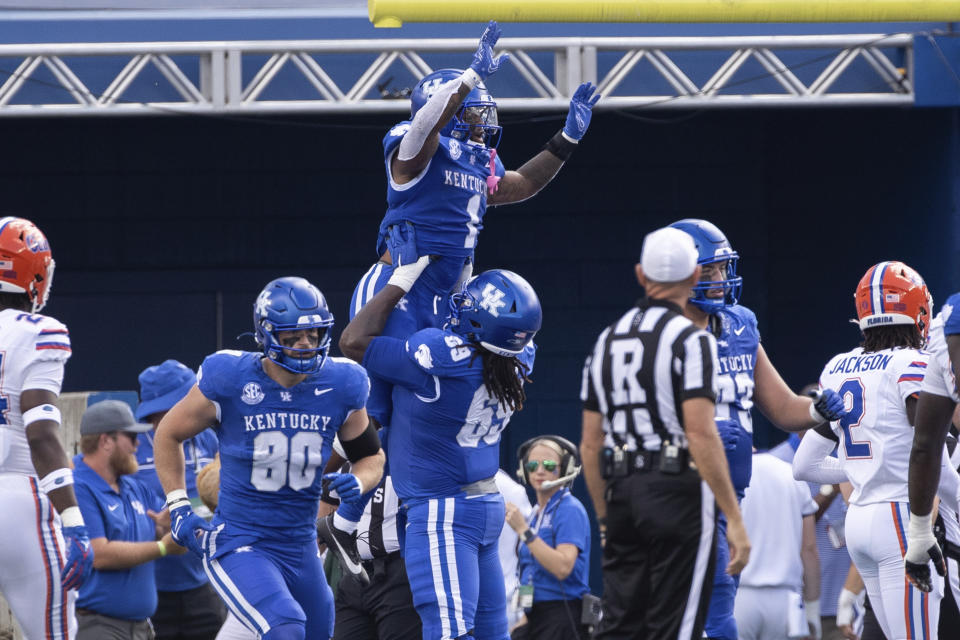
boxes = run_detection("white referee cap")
[640,227,699,283]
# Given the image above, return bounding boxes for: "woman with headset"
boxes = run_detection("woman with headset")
[505,436,594,640]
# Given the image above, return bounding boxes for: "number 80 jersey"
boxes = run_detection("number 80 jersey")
[818,346,927,506]
[197,350,369,541]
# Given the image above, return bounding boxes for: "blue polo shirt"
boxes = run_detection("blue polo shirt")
[73,454,163,621]
[135,429,217,591]
[518,489,591,602]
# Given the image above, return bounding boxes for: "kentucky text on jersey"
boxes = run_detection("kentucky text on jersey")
[828,353,894,375]
[242,413,332,432]
[718,353,754,374]
[443,170,487,194]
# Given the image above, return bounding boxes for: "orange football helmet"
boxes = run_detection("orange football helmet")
[0,217,55,313]
[855,261,932,340]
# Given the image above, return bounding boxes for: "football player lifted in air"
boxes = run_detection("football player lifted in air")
[0,217,94,640]
[154,277,385,640]
[794,262,960,639]
[340,225,541,640]
[330,18,599,571]
[667,219,846,640]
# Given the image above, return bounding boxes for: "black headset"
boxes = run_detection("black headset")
[515,435,582,487]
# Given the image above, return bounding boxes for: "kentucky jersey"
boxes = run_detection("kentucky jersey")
[197,351,369,540]
[0,308,71,476]
[713,305,760,434]
[819,346,927,505]
[361,327,534,501]
[923,293,960,403]
[377,122,506,260]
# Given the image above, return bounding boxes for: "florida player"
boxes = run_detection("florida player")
[669,219,846,640]
[793,261,960,639]
[0,217,94,640]
[340,232,541,640]
[153,277,385,640]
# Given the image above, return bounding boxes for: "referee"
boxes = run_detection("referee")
[580,226,751,639]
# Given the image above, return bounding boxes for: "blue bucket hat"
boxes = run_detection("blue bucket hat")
[136,359,197,420]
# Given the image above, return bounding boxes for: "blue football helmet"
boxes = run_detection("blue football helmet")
[253,277,335,374]
[410,68,502,148]
[669,219,742,313]
[447,269,542,357]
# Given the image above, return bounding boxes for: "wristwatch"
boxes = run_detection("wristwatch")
[521,529,537,545]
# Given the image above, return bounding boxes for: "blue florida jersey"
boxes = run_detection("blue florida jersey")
[197,351,369,541]
[377,121,506,259]
[362,327,535,500]
[713,304,760,434]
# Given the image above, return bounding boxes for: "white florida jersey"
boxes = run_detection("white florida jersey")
[921,309,959,403]
[819,346,926,505]
[0,308,71,476]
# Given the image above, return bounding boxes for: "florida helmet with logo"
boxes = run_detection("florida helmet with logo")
[0,216,55,313]
[855,261,932,340]
[669,218,742,313]
[447,269,541,357]
[410,68,502,148]
[253,276,335,374]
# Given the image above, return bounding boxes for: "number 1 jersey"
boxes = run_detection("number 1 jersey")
[818,346,927,505]
[197,351,369,540]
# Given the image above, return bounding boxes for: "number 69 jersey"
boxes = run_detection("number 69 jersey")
[361,327,535,501]
[197,350,369,541]
[0,308,71,476]
[818,346,928,506]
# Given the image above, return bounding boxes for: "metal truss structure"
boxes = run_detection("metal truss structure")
[0,33,913,116]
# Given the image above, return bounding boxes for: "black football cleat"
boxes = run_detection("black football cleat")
[317,514,369,585]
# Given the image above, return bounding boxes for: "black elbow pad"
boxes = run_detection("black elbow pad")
[342,420,381,463]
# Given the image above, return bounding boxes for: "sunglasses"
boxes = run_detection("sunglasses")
[112,431,139,444]
[525,459,558,473]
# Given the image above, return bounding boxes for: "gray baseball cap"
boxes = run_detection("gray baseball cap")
[80,400,153,436]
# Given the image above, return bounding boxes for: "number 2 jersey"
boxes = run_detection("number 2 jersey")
[376,121,506,260]
[0,308,71,476]
[197,351,369,541]
[818,346,927,505]
[361,327,535,501]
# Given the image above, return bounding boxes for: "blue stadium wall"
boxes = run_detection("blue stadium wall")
[1,73,957,595]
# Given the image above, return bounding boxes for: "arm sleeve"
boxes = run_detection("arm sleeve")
[397,78,460,161]
[74,484,106,539]
[362,336,435,393]
[678,329,719,402]
[792,430,847,484]
[21,358,65,394]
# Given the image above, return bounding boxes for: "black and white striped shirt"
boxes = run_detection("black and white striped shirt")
[356,475,400,560]
[581,297,719,452]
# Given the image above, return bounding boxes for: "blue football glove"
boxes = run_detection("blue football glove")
[469,20,509,81]
[563,82,601,142]
[386,222,419,268]
[323,473,363,505]
[714,418,740,452]
[170,502,213,557]
[60,525,94,590]
[808,388,846,423]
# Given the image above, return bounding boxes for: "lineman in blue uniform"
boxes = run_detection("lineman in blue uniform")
[153,277,385,640]
[339,232,542,640]
[669,219,846,640]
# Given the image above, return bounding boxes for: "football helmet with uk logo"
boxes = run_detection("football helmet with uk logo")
[253,276,335,374]
[410,68,502,148]
[854,261,932,340]
[0,216,55,312]
[447,269,541,356]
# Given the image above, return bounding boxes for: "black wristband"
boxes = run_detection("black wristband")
[543,129,577,162]
[521,528,538,545]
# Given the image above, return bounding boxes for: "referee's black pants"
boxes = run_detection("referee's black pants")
[594,466,717,640]
[333,551,422,640]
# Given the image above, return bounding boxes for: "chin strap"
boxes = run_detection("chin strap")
[486,148,500,194]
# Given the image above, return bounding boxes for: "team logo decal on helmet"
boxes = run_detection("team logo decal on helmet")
[447,269,541,357]
[253,276,335,374]
[855,261,932,339]
[0,216,55,313]
[411,68,502,148]
[669,218,742,313]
